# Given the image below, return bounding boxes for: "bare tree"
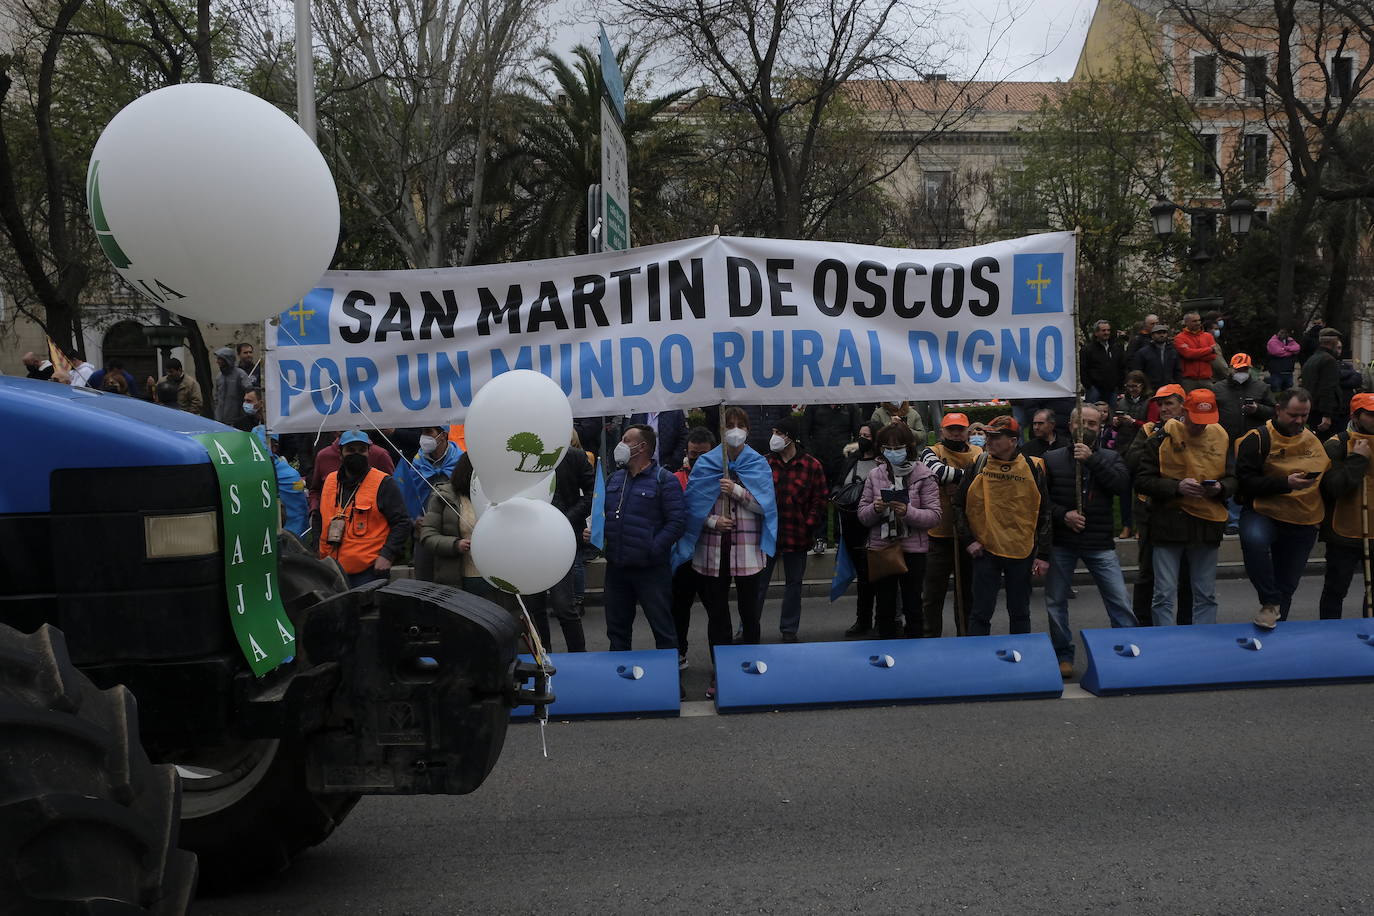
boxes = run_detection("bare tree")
[610,0,1013,239]
[1155,0,1374,330]
[311,0,551,268]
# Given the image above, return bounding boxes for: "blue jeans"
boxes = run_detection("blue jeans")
[968,553,1034,635]
[1269,371,1293,392]
[1151,543,1219,625]
[348,568,387,588]
[1044,546,1137,662]
[758,551,809,635]
[604,562,678,651]
[1238,507,1319,620]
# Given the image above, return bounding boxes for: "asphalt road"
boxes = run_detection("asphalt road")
[203,575,1374,915]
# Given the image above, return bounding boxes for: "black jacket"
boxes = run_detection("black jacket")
[1043,445,1131,552]
[1302,348,1343,418]
[1081,339,1127,396]
[1212,377,1276,441]
[1320,431,1369,547]
[800,404,862,478]
[1130,341,1181,389]
[553,446,596,534]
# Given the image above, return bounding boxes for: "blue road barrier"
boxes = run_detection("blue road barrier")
[512,649,680,719]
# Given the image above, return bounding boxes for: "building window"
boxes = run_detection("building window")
[1190,212,1217,241]
[1244,56,1266,98]
[1193,55,1218,97]
[1332,55,1354,98]
[923,171,952,209]
[1194,134,1218,180]
[1243,134,1268,181]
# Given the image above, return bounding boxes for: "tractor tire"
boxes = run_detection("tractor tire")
[0,623,197,915]
[175,533,359,895]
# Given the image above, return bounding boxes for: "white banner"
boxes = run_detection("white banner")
[265,232,1076,434]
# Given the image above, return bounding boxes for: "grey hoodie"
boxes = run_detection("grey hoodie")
[213,347,253,425]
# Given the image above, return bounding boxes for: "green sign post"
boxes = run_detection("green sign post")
[192,431,297,676]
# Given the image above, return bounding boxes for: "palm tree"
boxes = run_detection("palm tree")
[488,43,697,259]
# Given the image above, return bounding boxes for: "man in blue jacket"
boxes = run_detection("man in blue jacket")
[603,424,687,651]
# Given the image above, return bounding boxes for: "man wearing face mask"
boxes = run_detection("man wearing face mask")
[757,416,829,641]
[602,425,686,652]
[1317,393,1374,618]
[212,346,253,425]
[393,426,464,582]
[233,389,263,431]
[319,429,411,586]
[953,416,1052,636]
[917,413,982,637]
[308,430,395,550]
[673,408,778,694]
[1214,353,1275,442]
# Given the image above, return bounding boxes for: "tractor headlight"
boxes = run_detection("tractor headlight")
[144,511,220,559]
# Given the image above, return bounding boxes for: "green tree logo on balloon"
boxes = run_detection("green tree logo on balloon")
[506,432,563,473]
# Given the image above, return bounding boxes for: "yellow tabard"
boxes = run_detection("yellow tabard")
[930,442,982,538]
[1156,419,1229,523]
[965,452,1041,560]
[1249,421,1330,526]
[1134,421,1158,505]
[1332,431,1374,539]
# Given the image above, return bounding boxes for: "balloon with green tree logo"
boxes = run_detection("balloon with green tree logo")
[464,370,574,503]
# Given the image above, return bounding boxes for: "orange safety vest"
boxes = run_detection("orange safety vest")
[1246,421,1330,526]
[929,441,982,538]
[964,451,1043,560]
[1156,418,1229,523]
[1332,430,1374,539]
[320,467,391,574]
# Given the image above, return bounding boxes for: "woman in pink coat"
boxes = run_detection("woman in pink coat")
[857,422,942,638]
[1266,329,1301,391]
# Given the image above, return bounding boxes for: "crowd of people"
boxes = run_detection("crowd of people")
[14,313,1374,695]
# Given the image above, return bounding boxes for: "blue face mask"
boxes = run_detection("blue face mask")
[969,434,987,448]
[883,448,908,466]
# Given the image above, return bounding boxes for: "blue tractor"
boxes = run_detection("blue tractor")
[0,376,553,909]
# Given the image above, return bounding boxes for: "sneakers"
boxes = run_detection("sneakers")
[706,682,717,700]
[678,653,689,670]
[812,538,827,555]
[845,622,871,638]
[1253,604,1280,630]
[1059,660,1074,680]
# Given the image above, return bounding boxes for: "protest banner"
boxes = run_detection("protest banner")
[265,231,1076,434]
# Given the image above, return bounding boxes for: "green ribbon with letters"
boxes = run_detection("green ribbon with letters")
[191,431,297,676]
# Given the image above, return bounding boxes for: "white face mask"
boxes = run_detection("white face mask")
[419,434,438,455]
[1232,372,1249,384]
[242,402,256,415]
[613,441,633,467]
[769,434,788,453]
[724,428,747,448]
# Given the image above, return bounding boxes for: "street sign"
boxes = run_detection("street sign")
[599,25,625,123]
[599,98,629,251]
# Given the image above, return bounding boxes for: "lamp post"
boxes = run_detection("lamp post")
[1150,195,1254,307]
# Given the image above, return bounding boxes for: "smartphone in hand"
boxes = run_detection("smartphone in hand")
[881,487,909,504]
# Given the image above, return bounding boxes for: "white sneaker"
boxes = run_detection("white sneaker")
[1253,605,1280,629]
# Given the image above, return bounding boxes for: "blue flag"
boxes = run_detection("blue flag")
[829,537,856,602]
[671,444,777,570]
[590,458,606,550]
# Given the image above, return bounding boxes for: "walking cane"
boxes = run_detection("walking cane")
[718,400,732,524]
[952,530,968,636]
[1362,476,1371,617]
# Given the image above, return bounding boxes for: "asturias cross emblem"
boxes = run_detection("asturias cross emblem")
[1025,262,1053,306]
[288,300,315,337]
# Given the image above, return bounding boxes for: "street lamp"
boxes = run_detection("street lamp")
[1149,195,1255,241]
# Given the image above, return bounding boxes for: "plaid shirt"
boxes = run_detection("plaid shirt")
[692,481,767,577]
[766,449,830,553]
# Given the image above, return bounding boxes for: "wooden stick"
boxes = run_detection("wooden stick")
[718,401,731,523]
[1363,474,1371,617]
[1073,226,1085,513]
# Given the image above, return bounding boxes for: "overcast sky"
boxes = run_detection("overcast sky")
[546,0,1096,86]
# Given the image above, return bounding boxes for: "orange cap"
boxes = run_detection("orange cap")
[1184,388,1220,424]
[1350,393,1374,415]
[1152,383,1186,401]
[941,412,970,428]
[1230,352,1253,369]
[986,415,1020,436]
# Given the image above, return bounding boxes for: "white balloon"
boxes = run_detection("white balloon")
[87,83,339,324]
[464,370,574,503]
[470,497,576,595]
[471,468,555,520]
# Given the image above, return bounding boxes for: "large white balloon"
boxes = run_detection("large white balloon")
[464,370,574,503]
[86,83,339,324]
[471,469,555,520]
[470,497,576,595]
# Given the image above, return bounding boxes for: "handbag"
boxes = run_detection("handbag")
[830,475,866,513]
[867,541,907,581]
